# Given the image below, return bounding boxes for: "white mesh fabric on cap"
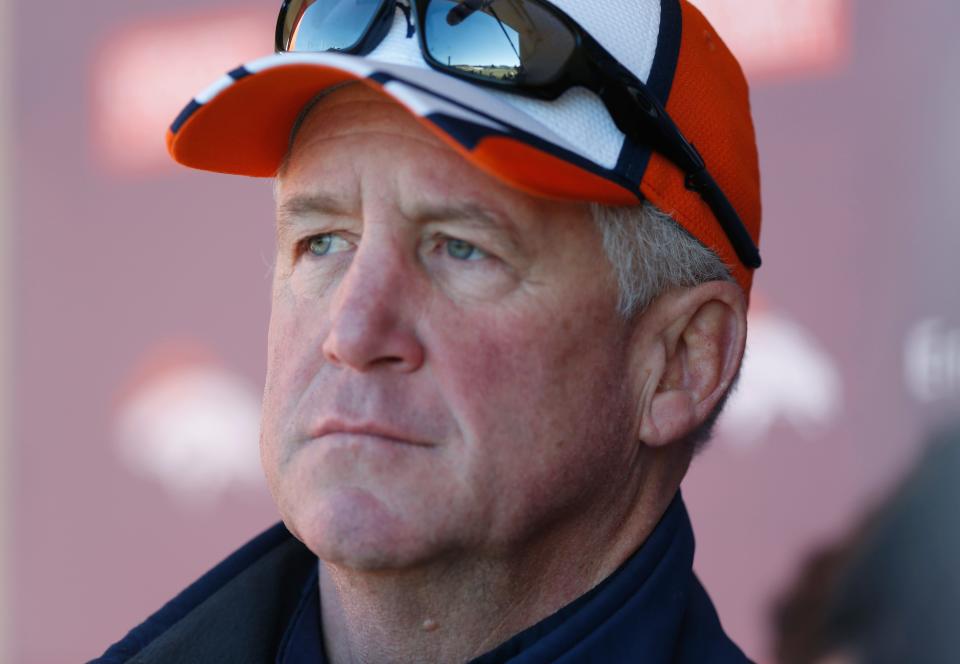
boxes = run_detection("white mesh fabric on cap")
[550,0,660,84]
[366,1,663,170]
[367,10,433,70]
[486,86,623,168]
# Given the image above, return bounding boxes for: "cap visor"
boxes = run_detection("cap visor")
[167,52,639,205]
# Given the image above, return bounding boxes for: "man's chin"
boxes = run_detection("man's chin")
[289,486,444,571]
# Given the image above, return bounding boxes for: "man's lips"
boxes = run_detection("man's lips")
[308,419,435,448]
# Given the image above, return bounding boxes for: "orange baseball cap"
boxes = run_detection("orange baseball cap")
[168,0,762,292]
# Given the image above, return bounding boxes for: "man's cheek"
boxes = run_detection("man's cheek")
[438,328,550,436]
[268,308,329,394]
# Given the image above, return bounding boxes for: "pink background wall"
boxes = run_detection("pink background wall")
[6,1,960,661]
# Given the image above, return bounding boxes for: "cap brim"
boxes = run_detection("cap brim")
[167,52,640,205]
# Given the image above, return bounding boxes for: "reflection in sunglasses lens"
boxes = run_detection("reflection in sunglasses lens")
[424,0,574,85]
[287,0,383,52]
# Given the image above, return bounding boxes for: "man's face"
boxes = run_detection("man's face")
[262,84,642,570]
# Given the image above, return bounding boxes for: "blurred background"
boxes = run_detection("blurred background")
[3,0,960,661]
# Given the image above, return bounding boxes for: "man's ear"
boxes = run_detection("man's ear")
[632,281,747,447]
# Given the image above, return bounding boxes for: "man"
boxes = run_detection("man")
[97,0,761,662]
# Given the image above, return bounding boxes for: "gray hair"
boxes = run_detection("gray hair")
[590,200,739,452]
[590,201,734,318]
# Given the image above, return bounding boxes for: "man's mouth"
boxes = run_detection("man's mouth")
[309,418,434,448]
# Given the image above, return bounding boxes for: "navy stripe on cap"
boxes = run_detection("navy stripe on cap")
[170,99,202,135]
[170,66,251,135]
[648,0,683,105]
[228,65,252,81]
[614,0,684,186]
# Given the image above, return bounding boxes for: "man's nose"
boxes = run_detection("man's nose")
[321,242,425,373]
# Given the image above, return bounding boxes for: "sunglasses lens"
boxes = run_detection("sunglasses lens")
[423,0,575,86]
[281,0,384,52]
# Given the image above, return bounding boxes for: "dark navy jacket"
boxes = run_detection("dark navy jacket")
[94,494,751,663]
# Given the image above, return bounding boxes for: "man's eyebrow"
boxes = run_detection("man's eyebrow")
[414,202,519,237]
[276,192,354,229]
[417,202,526,252]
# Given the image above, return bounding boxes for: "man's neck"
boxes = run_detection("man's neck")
[317,451,687,664]
[320,546,584,664]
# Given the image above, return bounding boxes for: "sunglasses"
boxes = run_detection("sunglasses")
[275,0,761,270]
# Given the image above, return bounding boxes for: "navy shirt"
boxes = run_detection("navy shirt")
[95,493,750,663]
[276,494,750,663]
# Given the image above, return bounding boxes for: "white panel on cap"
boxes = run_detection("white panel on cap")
[367,11,432,70]
[486,86,624,169]
[359,58,583,154]
[363,1,663,170]
[380,76,584,156]
[196,73,238,104]
[383,80,507,132]
[243,52,375,78]
[551,0,661,84]
[245,51,376,76]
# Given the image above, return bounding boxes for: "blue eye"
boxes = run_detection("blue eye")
[446,238,486,261]
[305,233,351,257]
[308,235,333,256]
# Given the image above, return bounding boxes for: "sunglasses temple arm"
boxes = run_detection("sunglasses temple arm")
[445,0,495,26]
[686,169,762,269]
[600,81,761,270]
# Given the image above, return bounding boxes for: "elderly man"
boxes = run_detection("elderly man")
[98,0,761,662]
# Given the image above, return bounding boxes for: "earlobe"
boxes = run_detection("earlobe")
[635,282,746,447]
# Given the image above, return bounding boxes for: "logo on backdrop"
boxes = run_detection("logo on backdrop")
[92,8,272,173]
[718,306,843,447]
[692,0,848,80]
[113,342,263,507]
